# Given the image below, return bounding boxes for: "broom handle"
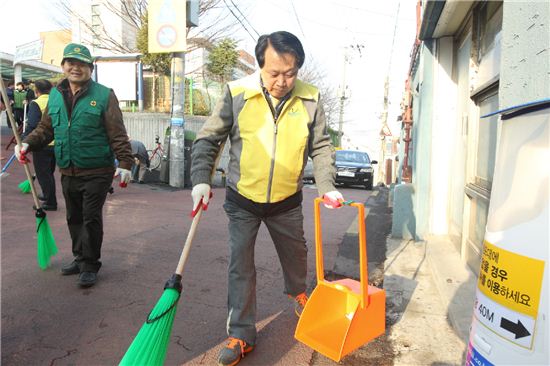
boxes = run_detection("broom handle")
[175,140,226,276]
[175,208,202,275]
[0,77,41,209]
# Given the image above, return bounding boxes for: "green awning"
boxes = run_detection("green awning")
[0,52,62,81]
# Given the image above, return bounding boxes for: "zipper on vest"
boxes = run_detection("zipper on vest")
[266,117,278,203]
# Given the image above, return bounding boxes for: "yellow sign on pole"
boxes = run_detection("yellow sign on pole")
[148,0,187,53]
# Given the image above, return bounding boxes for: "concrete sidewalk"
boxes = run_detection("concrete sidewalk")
[383,236,476,365]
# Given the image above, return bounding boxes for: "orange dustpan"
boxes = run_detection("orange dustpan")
[295,198,385,362]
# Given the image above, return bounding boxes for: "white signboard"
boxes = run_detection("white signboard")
[474,290,536,349]
[14,40,44,64]
[96,62,137,101]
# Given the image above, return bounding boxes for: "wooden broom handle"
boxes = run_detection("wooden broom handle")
[0,76,41,209]
[175,140,226,275]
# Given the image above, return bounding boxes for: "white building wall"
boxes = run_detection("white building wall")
[499,1,550,109]
[71,0,137,55]
[430,36,457,235]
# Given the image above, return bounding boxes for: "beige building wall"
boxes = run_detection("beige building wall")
[40,30,72,66]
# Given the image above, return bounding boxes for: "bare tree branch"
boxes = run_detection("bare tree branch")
[53,0,239,55]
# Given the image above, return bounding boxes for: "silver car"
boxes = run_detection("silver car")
[302,157,314,183]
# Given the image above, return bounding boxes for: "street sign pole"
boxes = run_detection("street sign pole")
[169,53,186,188]
[148,0,189,188]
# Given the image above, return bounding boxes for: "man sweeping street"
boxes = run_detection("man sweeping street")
[191,31,344,366]
[15,43,134,288]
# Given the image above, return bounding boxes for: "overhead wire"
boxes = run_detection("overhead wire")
[222,0,257,42]
[289,0,308,41]
[228,0,260,38]
[387,1,401,77]
[264,0,389,36]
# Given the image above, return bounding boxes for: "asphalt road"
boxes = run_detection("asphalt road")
[1,129,386,365]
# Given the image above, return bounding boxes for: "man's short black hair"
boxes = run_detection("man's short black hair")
[34,80,53,95]
[255,31,305,69]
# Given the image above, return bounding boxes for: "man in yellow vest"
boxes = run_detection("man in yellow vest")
[23,79,57,210]
[191,31,344,366]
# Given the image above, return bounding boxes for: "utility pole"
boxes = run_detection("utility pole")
[338,44,364,148]
[378,76,390,184]
[169,53,186,188]
[378,1,401,185]
[337,51,348,148]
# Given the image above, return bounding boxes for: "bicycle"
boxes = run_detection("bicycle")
[147,135,166,171]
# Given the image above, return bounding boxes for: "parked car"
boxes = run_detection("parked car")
[303,157,315,183]
[335,150,377,190]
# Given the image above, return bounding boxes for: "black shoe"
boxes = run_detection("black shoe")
[41,204,57,211]
[138,180,145,184]
[78,272,97,287]
[38,194,46,201]
[61,261,80,275]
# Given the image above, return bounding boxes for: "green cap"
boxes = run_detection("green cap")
[62,43,93,64]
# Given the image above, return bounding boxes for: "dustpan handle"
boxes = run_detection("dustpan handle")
[314,197,369,308]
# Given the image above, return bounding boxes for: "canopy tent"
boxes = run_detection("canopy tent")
[0,52,62,82]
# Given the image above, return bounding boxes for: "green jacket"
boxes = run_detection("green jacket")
[48,81,114,169]
[13,89,27,109]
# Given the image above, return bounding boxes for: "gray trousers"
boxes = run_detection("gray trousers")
[223,199,308,345]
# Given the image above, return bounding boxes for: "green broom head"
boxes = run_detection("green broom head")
[19,179,31,193]
[119,274,183,366]
[18,175,35,193]
[35,208,58,270]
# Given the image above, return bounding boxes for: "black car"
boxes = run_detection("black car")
[335,150,377,190]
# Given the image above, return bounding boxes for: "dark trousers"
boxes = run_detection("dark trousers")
[13,108,24,127]
[33,147,57,206]
[61,173,113,273]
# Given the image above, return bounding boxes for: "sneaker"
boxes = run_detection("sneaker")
[217,337,254,366]
[291,292,308,317]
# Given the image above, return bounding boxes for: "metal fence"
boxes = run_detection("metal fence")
[122,112,230,178]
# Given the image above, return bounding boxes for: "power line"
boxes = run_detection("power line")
[387,1,401,75]
[264,0,391,37]
[289,0,307,41]
[228,0,260,38]
[329,1,399,18]
[222,0,257,42]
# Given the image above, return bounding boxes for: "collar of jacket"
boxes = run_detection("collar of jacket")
[57,78,93,96]
[242,71,319,102]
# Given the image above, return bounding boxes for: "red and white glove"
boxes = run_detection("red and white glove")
[14,143,30,164]
[191,183,212,217]
[115,167,132,188]
[323,190,344,209]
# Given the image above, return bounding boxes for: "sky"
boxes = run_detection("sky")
[0,0,418,160]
